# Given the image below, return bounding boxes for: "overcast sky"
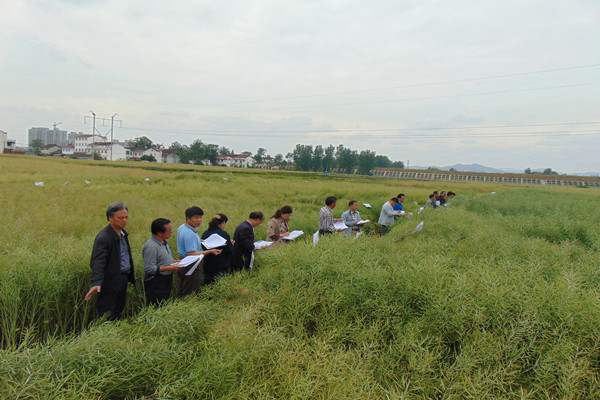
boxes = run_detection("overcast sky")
[1,0,599,173]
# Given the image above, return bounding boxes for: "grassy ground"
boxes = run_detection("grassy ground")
[0,155,599,399]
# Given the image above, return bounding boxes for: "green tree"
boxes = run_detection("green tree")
[391,160,405,169]
[312,145,324,171]
[253,148,267,164]
[170,142,191,164]
[130,136,153,148]
[219,146,233,155]
[358,150,376,175]
[292,144,313,171]
[336,145,357,174]
[374,155,392,168]
[323,145,336,171]
[31,139,43,156]
[92,151,102,160]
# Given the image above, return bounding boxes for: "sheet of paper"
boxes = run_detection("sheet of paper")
[249,251,254,270]
[418,207,424,214]
[254,240,273,250]
[183,256,203,276]
[333,221,348,230]
[363,203,372,208]
[202,233,227,249]
[354,231,362,239]
[179,254,203,267]
[358,219,370,224]
[282,230,304,240]
[313,230,319,247]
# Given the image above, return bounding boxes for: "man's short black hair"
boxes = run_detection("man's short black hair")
[325,196,337,206]
[348,200,357,207]
[249,211,264,220]
[390,197,399,203]
[185,206,204,220]
[397,193,405,199]
[151,218,171,235]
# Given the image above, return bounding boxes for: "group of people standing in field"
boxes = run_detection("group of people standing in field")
[85,190,455,320]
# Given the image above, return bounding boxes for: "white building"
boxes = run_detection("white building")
[62,145,75,157]
[0,130,6,153]
[216,154,255,168]
[128,147,163,162]
[74,134,107,153]
[88,142,128,161]
[161,149,180,164]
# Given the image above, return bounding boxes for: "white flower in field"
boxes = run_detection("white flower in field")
[223,177,229,180]
[413,221,424,233]
[84,180,90,184]
[34,181,44,186]
[144,178,150,181]
[491,192,496,194]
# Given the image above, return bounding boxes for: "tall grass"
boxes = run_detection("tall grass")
[1,155,599,398]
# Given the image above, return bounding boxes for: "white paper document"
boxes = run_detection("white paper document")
[313,230,319,247]
[358,219,370,224]
[363,203,372,208]
[249,251,254,270]
[254,240,273,250]
[333,221,348,230]
[282,230,304,240]
[202,233,227,249]
[178,255,204,276]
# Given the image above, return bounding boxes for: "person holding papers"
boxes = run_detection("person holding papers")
[378,197,401,236]
[232,211,264,272]
[318,196,343,235]
[341,200,365,237]
[266,205,293,245]
[201,214,234,284]
[176,206,221,297]
[143,218,181,306]
[85,202,135,320]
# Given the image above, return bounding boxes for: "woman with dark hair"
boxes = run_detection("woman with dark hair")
[201,213,234,284]
[266,205,293,244]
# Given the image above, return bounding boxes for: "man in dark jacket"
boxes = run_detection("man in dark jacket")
[231,211,264,271]
[84,202,135,320]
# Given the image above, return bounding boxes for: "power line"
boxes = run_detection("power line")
[119,121,600,135]
[196,63,600,107]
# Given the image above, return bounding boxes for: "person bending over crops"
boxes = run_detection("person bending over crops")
[176,206,221,297]
[232,211,264,271]
[201,214,234,284]
[85,202,135,320]
[318,196,343,235]
[266,205,293,245]
[143,218,182,307]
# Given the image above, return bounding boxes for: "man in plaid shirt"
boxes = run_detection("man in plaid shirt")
[318,196,343,235]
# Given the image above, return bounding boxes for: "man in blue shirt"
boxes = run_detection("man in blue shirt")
[393,193,406,213]
[176,206,220,297]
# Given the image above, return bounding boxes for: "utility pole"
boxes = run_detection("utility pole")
[84,111,122,160]
[110,113,117,161]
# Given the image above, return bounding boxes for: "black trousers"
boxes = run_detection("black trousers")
[145,273,173,306]
[177,259,204,298]
[96,273,129,320]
